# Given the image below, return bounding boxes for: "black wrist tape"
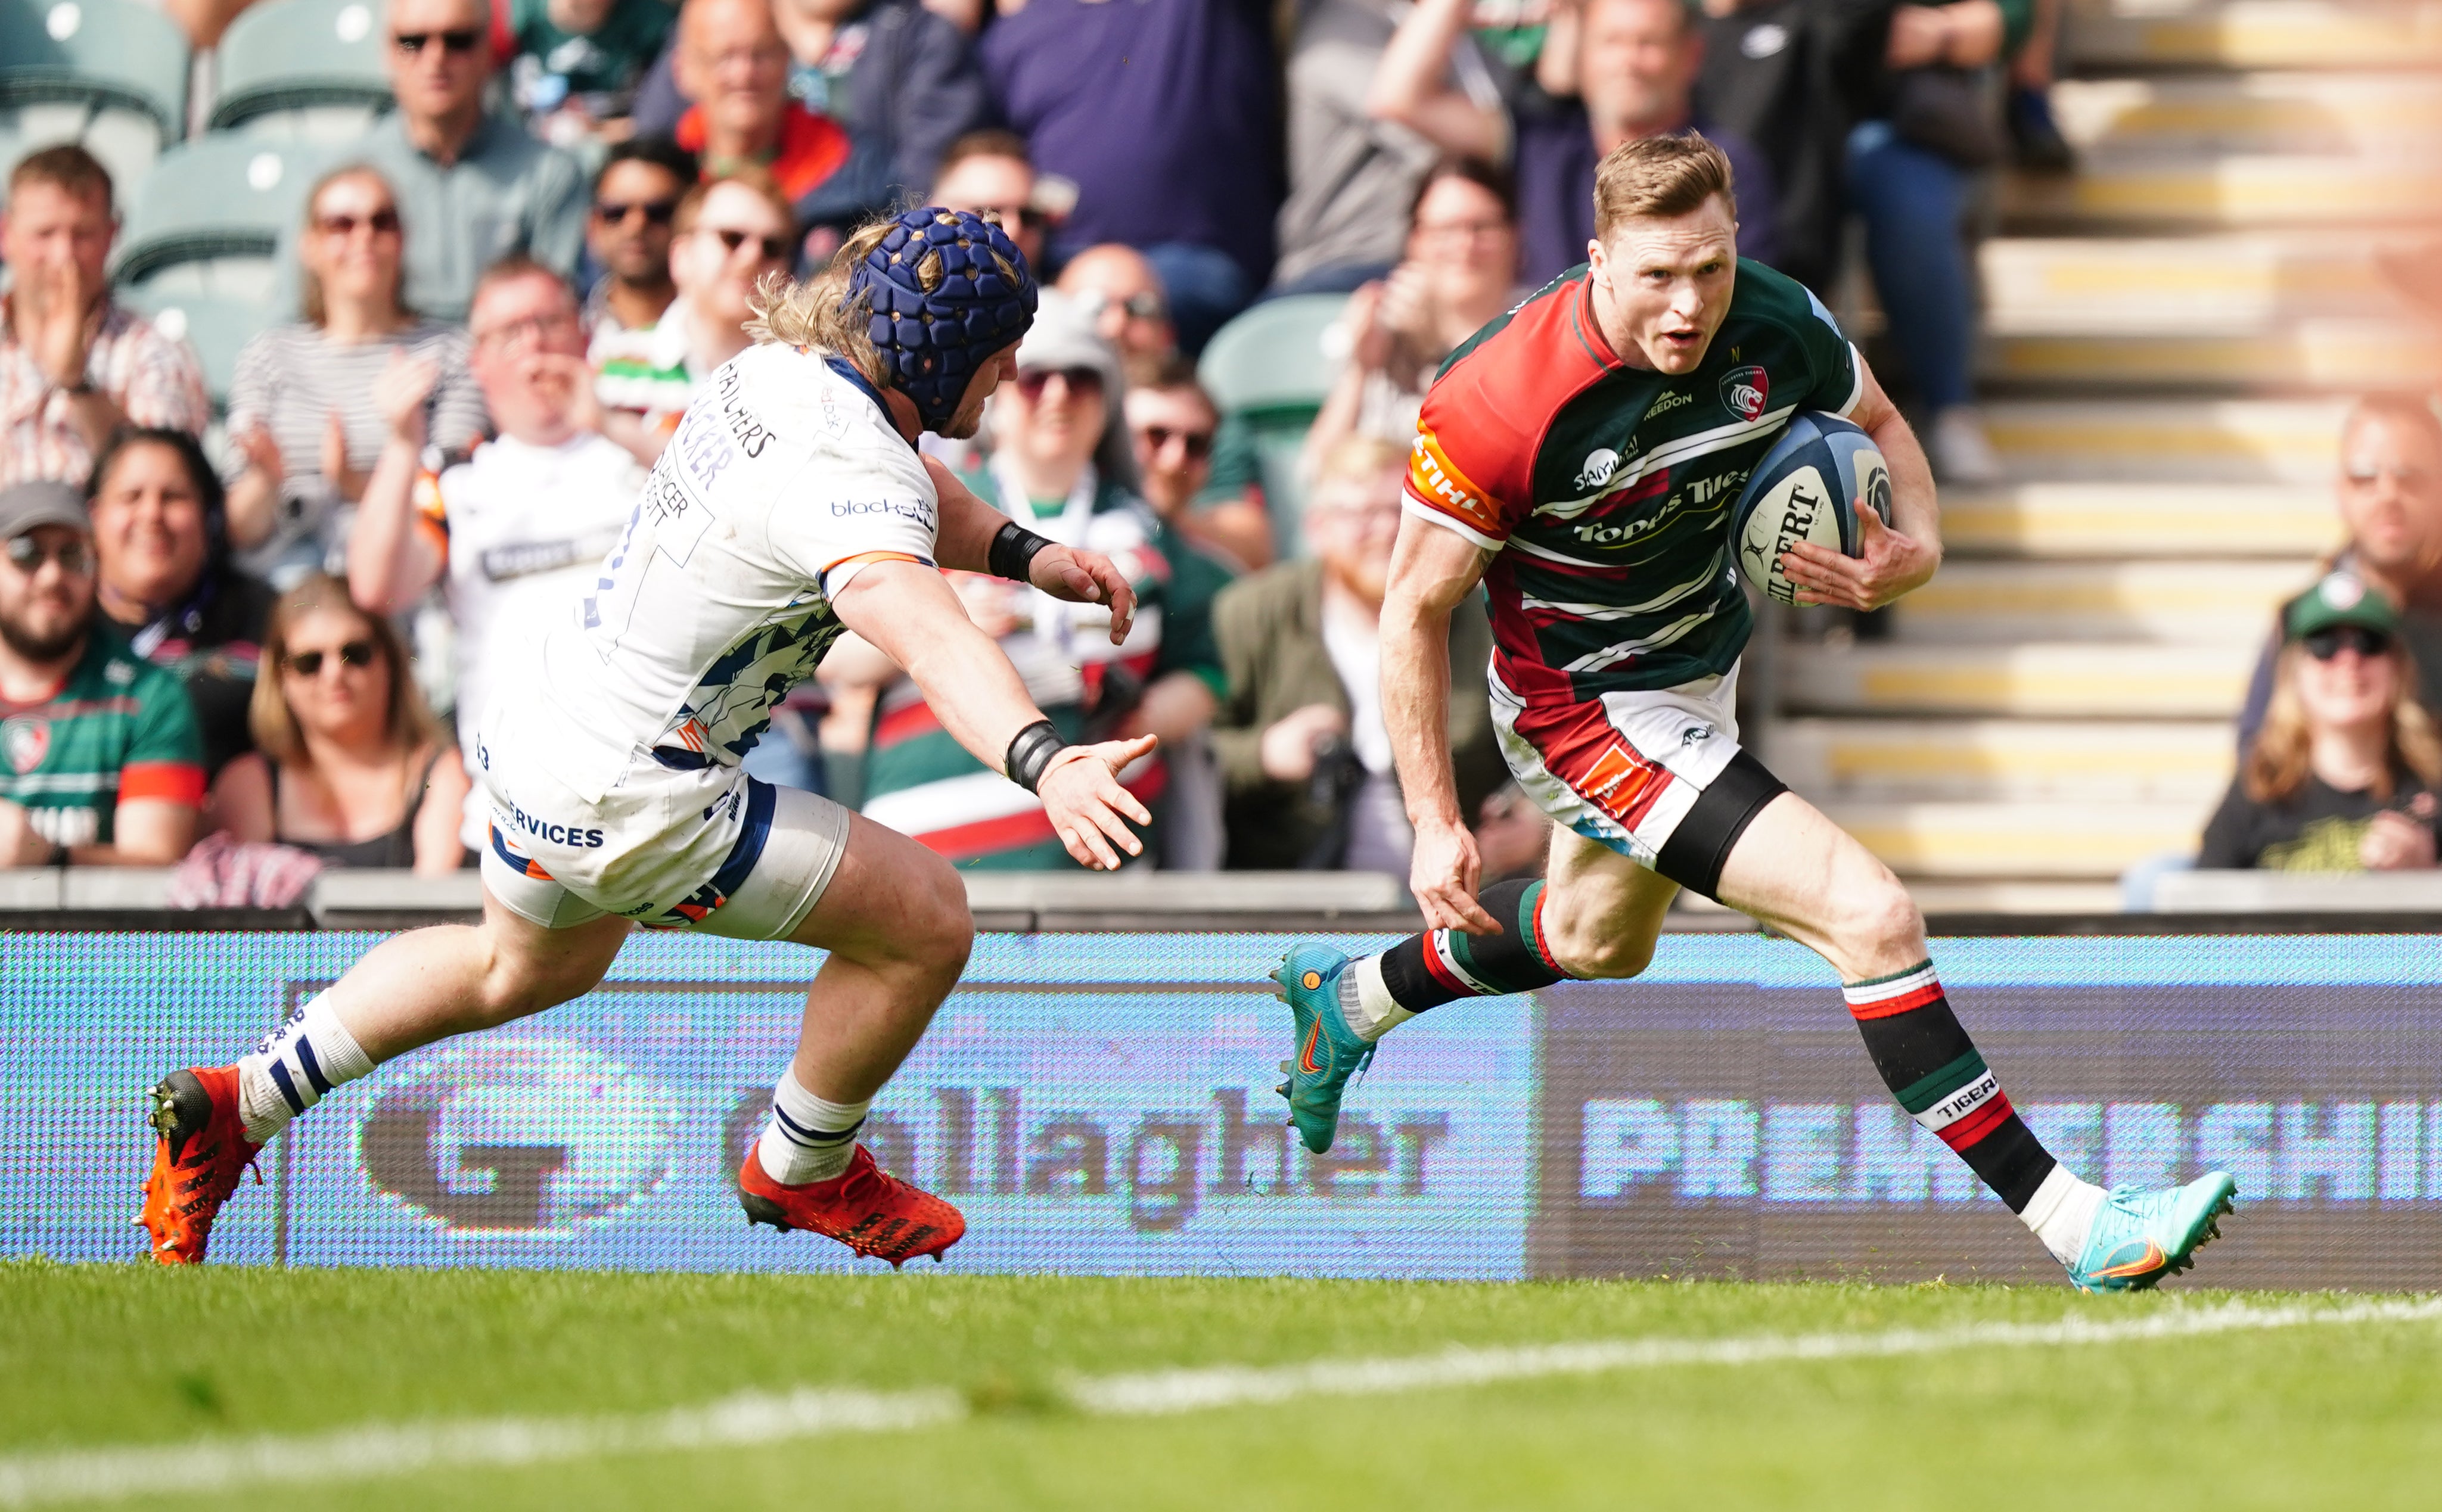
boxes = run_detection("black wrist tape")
[988,519,1054,584]
[1005,718,1067,793]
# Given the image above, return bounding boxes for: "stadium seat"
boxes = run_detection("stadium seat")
[111,136,325,312]
[117,285,274,407]
[207,0,394,142]
[0,0,190,188]
[1196,294,1349,559]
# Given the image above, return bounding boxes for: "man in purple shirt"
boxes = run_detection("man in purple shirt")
[979,0,1281,351]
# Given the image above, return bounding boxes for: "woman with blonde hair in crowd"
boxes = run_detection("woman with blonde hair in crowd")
[2199,571,2442,872]
[224,164,487,584]
[207,574,470,873]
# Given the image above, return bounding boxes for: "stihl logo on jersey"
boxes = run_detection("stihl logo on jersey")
[1720,366,1770,421]
[1409,427,1501,535]
[1579,741,1672,828]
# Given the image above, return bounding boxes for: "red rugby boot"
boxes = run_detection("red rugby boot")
[737,1145,965,1267]
[136,1066,263,1265]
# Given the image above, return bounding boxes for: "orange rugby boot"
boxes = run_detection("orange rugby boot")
[737,1144,965,1267]
[136,1066,263,1265]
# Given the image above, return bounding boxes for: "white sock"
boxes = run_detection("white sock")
[1336,955,1415,1043]
[756,1074,869,1186]
[2020,1164,2108,1266]
[236,996,375,1143]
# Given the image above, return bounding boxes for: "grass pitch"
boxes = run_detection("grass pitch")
[5,1262,2438,1511]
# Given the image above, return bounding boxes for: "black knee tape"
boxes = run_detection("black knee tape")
[1651,748,1787,900]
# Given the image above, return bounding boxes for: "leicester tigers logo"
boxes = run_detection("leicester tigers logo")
[1719,365,1769,421]
[1,716,48,774]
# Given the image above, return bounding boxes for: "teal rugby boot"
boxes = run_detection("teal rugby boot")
[2064,1172,2238,1292]
[1270,944,1374,1155]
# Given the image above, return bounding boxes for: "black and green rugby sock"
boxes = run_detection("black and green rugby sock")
[1841,960,2056,1212]
[1338,879,1570,1040]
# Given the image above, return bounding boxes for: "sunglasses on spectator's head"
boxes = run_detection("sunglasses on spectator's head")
[707,226,790,261]
[285,640,377,676]
[2345,461,2430,488]
[596,198,678,227]
[3,535,90,575]
[392,28,481,54]
[2303,626,2393,661]
[1015,366,1103,402]
[1135,424,1211,460]
[315,208,400,237]
[1102,291,1166,322]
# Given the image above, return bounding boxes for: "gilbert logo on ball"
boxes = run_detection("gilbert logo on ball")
[1728,411,1891,606]
[1719,365,1770,422]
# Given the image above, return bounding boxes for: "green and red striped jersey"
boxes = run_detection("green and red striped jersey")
[1404,257,1863,699]
[0,629,205,846]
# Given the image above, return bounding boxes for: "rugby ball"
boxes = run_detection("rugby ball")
[1729,412,1891,605]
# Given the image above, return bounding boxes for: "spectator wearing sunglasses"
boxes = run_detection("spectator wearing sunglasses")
[507,0,678,142]
[2199,573,2442,873]
[88,429,279,779]
[228,164,488,586]
[584,139,698,342]
[592,169,796,456]
[0,481,204,869]
[856,293,1224,869]
[1126,357,1273,575]
[1056,245,1177,384]
[2238,397,2442,751]
[209,575,471,873]
[362,0,590,323]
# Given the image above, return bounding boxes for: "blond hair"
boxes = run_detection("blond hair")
[1592,133,1736,242]
[250,574,440,767]
[2244,640,2442,802]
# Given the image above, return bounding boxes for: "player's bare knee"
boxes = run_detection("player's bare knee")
[894,850,974,986]
[1836,872,1924,968]
[1542,911,1652,980]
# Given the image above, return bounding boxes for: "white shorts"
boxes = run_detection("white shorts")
[1491,661,1786,897]
[475,713,852,940]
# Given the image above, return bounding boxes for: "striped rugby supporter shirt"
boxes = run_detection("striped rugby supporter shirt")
[1404,257,1865,701]
[0,630,206,846]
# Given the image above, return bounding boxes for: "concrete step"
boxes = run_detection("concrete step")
[2000,155,2442,230]
[1985,320,2442,390]
[2050,73,2442,157]
[1912,880,2132,914]
[1822,799,2211,879]
[1782,641,2257,716]
[1941,482,2336,557]
[2065,0,2442,70]
[1890,558,2310,641]
[1983,399,2349,481]
[1774,717,2238,802]
[1981,234,2412,331]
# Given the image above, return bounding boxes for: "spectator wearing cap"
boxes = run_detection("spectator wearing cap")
[0,480,204,867]
[507,0,679,141]
[1126,356,1273,574]
[227,163,489,585]
[663,0,892,241]
[855,291,1223,868]
[585,138,699,344]
[0,146,209,491]
[352,257,645,848]
[362,0,591,322]
[981,0,1283,351]
[592,169,796,458]
[633,0,988,201]
[1057,245,1177,385]
[1302,157,1523,483]
[1209,437,1504,873]
[88,429,279,779]
[2199,573,2442,873]
[2238,396,2442,751]
[1372,0,1780,285]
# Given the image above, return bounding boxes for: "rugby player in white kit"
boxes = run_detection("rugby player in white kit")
[138,209,1151,1267]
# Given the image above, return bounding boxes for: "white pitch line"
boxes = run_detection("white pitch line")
[7,1297,2439,1508]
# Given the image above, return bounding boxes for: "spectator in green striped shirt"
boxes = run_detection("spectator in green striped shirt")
[0,481,204,866]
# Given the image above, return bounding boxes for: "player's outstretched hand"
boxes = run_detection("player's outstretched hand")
[1037,733,1158,870]
[1411,818,1501,935]
[1781,497,1938,612]
[1028,545,1138,643]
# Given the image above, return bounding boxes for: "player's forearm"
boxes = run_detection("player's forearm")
[835,566,1054,777]
[1857,382,1943,564]
[347,440,442,615]
[1382,598,1466,832]
[924,456,1011,574]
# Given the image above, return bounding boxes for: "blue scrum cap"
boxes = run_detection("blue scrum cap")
[845,206,1037,431]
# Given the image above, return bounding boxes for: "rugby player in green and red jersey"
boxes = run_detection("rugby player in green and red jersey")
[1273,135,2237,1292]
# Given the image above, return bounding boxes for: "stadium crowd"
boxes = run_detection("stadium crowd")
[1,0,2435,891]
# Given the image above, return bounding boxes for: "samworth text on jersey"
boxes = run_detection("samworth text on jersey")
[1402,258,1865,700]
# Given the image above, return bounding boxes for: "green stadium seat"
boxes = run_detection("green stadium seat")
[0,0,190,188]
[1196,294,1349,559]
[111,136,325,312]
[208,0,394,141]
[117,285,274,407]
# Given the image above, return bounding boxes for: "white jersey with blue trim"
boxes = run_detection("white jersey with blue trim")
[509,341,940,803]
